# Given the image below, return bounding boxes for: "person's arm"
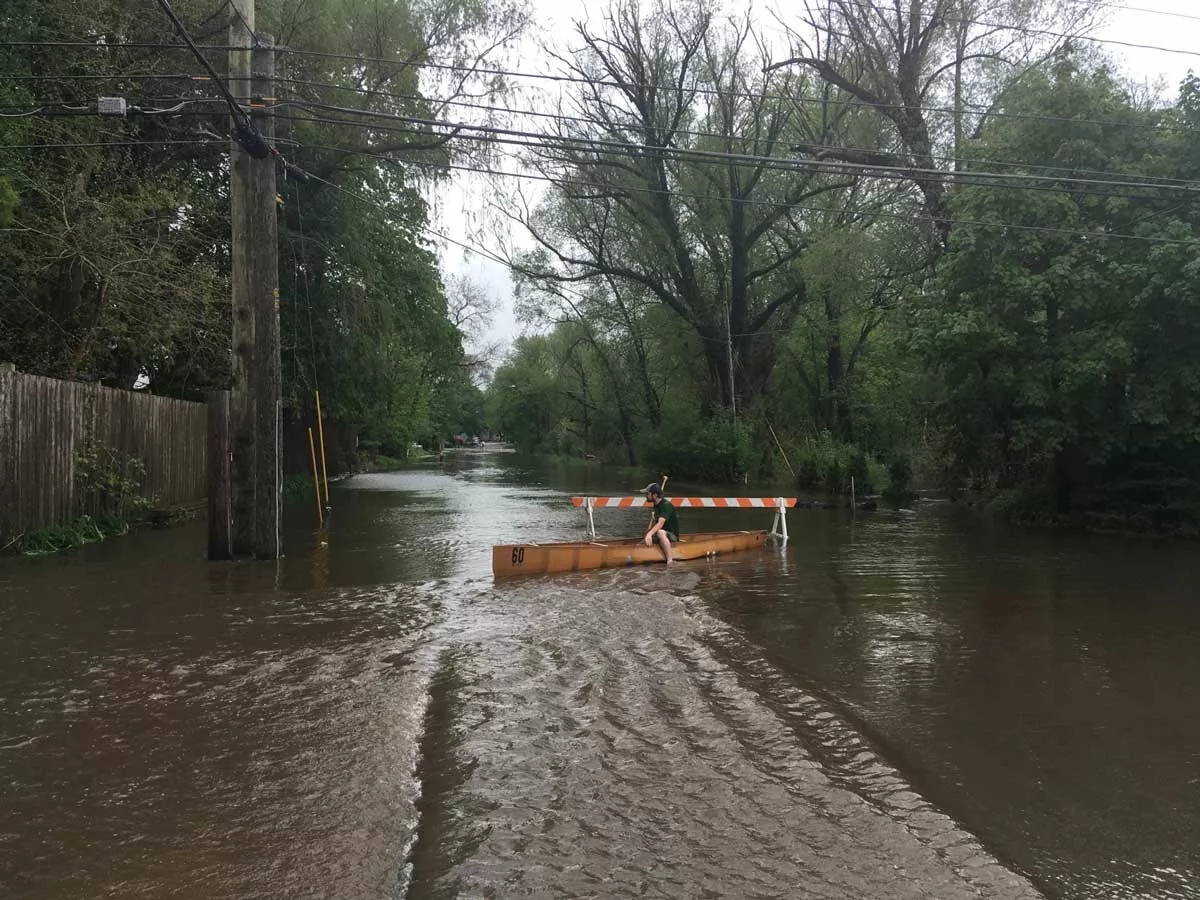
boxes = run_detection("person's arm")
[644,514,666,540]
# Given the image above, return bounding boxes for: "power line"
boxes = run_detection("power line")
[0,99,227,117]
[5,54,1199,137]
[10,73,1200,192]
[149,1,242,121]
[295,138,1192,212]
[11,69,1200,167]
[291,30,1194,79]
[260,101,1200,194]
[7,6,1200,65]
[4,90,1192,201]
[301,140,894,208]
[294,138,1200,247]
[268,52,1200,136]
[0,40,238,51]
[0,106,90,117]
[0,139,224,150]
[148,0,271,160]
[1077,0,1200,24]
[813,0,1200,59]
[7,29,1198,207]
[806,0,1200,59]
[14,37,1190,129]
[269,105,1199,197]
[221,74,1200,184]
[0,72,209,81]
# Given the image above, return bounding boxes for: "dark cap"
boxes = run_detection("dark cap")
[642,482,662,496]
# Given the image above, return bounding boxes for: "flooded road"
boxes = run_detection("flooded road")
[1,448,1196,899]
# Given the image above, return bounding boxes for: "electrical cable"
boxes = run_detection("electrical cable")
[8,29,1197,126]
[0,138,225,150]
[148,0,270,159]
[292,139,1200,247]
[823,0,1200,59]
[293,138,1192,211]
[268,107,1200,199]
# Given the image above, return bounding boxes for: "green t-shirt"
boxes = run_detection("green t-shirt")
[653,498,680,537]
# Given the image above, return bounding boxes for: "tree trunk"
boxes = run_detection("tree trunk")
[824,292,850,439]
[580,365,590,449]
[953,16,969,168]
[1046,286,1065,511]
[705,337,733,410]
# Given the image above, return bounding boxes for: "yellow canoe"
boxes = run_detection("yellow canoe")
[493,530,767,578]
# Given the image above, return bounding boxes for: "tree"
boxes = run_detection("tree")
[445,274,502,384]
[0,0,232,387]
[0,0,528,469]
[505,0,858,411]
[773,0,1102,244]
[914,59,1200,529]
[512,277,660,463]
[269,0,528,445]
[487,335,567,452]
[769,223,918,441]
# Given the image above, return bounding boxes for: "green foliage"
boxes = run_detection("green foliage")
[0,0,522,459]
[74,439,153,519]
[426,367,485,447]
[643,414,752,484]
[282,473,318,504]
[11,439,151,555]
[350,440,407,472]
[9,437,172,554]
[913,59,1200,526]
[791,430,880,496]
[488,336,562,451]
[16,514,131,556]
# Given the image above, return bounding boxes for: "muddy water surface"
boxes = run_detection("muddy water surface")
[0,449,1196,899]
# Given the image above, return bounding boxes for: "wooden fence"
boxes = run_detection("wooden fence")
[0,367,207,544]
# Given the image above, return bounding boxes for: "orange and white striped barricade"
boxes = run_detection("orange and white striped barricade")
[570,496,796,543]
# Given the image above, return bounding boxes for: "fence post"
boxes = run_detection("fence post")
[0,364,15,546]
[208,391,233,560]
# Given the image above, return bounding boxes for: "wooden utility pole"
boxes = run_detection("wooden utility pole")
[228,0,254,556]
[222,0,281,559]
[251,32,281,558]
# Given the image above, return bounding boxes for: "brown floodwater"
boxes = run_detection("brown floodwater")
[0,448,1196,899]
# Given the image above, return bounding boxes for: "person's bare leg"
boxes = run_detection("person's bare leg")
[656,531,673,564]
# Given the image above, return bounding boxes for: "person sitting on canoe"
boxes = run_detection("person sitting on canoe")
[642,482,679,564]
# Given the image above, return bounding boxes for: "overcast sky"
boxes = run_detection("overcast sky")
[425,0,1200,361]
